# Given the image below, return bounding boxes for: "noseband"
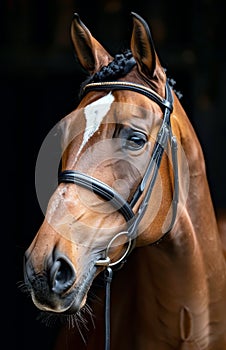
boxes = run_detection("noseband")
[58,80,178,350]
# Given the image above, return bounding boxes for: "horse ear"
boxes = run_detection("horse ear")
[71,13,113,74]
[130,12,164,81]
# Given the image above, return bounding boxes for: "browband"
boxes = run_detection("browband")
[82,81,173,112]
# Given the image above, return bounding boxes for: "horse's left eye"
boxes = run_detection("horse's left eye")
[125,132,147,150]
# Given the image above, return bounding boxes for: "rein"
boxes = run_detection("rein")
[58,80,178,350]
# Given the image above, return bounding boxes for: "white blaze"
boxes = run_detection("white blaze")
[76,92,115,159]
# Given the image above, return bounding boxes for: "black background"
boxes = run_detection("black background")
[2,0,225,349]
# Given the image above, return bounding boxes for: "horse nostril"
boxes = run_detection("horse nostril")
[50,256,76,294]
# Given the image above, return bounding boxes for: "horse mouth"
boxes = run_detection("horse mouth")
[61,265,99,315]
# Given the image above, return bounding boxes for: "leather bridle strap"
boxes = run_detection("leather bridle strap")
[82,81,172,112]
[58,170,135,222]
[104,267,113,350]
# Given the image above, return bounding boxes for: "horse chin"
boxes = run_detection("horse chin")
[62,294,87,315]
[31,292,87,315]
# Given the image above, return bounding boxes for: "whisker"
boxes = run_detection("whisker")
[85,303,96,329]
[74,314,87,344]
[16,280,31,295]
[37,312,60,328]
[35,301,96,345]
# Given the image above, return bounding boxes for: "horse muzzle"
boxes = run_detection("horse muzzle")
[24,249,98,314]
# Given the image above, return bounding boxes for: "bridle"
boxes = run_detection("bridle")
[58,80,178,350]
[58,80,178,258]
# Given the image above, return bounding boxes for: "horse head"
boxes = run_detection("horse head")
[24,12,187,316]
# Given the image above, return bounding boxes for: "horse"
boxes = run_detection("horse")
[23,12,226,350]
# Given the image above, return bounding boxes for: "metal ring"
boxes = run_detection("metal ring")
[106,231,132,267]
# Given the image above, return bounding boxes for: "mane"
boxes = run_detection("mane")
[79,49,182,100]
[166,75,183,100]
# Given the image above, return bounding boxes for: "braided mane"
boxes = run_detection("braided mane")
[79,49,182,99]
[79,50,135,98]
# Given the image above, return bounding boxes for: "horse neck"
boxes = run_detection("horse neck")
[173,94,218,232]
[163,94,225,266]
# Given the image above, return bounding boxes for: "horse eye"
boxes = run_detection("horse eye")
[125,132,147,150]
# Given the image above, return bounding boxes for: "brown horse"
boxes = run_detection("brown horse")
[24,12,226,350]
